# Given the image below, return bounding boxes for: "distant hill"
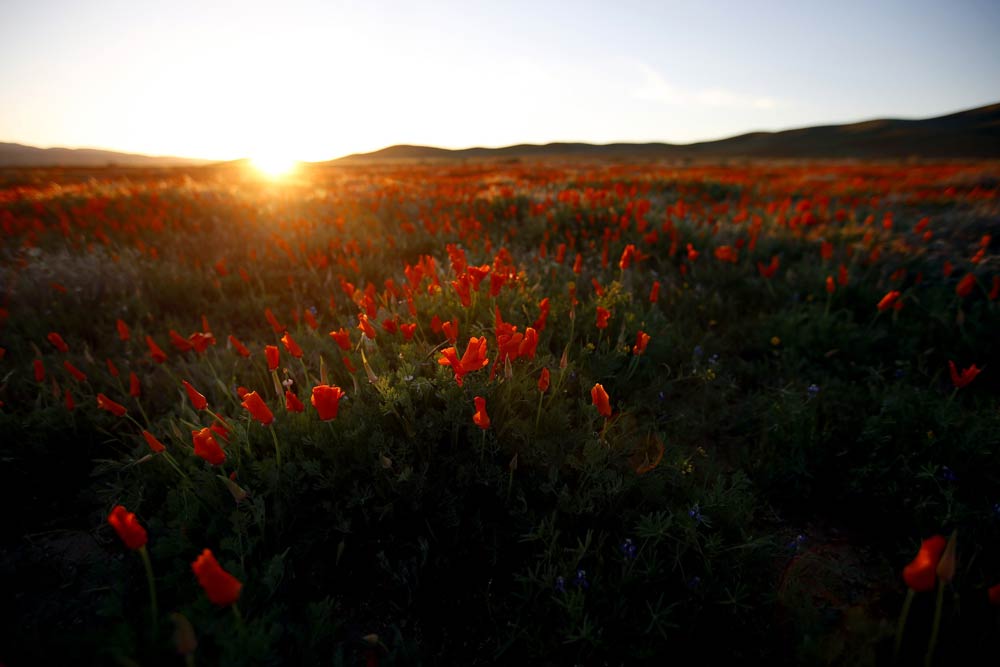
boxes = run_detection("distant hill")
[337,102,1000,162]
[0,143,211,167]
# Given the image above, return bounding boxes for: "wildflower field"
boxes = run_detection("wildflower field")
[1,159,999,665]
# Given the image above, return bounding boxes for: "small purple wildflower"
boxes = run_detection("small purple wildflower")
[940,466,958,482]
[620,538,638,560]
[572,569,589,590]
[786,534,807,552]
[807,384,820,397]
[554,576,566,593]
[686,575,701,590]
[689,503,704,524]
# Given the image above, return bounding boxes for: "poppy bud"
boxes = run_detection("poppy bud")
[285,390,305,413]
[280,332,303,358]
[47,332,69,353]
[936,531,958,583]
[116,319,130,342]
[170,612,198,656]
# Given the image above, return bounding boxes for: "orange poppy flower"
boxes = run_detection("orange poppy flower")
[632,331,650,355]
[146,336,167,364]
[108,505,147,550]
[311,384,345,421]
[47,332,69,353]
[538,367,550,393]
[472,396,490,430]
[591,383,611,417]
[358,313,377,340]
[183,380,208,410]
[228,335,250,357]
[241,391,274,426]
[877,290,901,312]
[438,337,489,387]
[285,390,305,413]
[265,345,280,371]
[192,427,226,465]
[116,319,130,342]
[97,393,127,417]
[64,360,87,383]
[955,273,976,298]
[329,327,352,350]
[400,322,417,341]
[948,361,981,389]
[191,549,242,607]
[595,307,611,330]
[280,332,303,358]
[903,535,946,592]
[649,281,661,304]
[142,430,166,453]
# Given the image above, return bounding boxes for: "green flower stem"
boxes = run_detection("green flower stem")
[138,545,158,634]
[925,580,945,666]
[893,588,914,663]
[269,423,282,468]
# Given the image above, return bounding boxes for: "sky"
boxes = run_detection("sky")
[1,0,998,162]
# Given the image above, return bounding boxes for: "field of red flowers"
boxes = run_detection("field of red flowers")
[1,159,999,665]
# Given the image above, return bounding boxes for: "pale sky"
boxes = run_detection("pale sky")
[1,0,998,162]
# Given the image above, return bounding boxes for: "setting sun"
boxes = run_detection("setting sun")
[251,154,299,178]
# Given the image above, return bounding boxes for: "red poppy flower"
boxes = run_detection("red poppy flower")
[146,336,167,364]
[228,335,250,358]
[329,327,351,350]
[192,427,226,465]
[649,281,661,304]
[191,549,242,607]
[989,583,1000,606]
[116,319,130,342]
[280,332,303,358]
[591,383,611,417]
[33,359,45,382]
[903,535,946,592]
[265,345,280,371]
[472,396,490,429]
[400,323,417,341]
[97,393,127,417]
[142,430,166,453]
[108,505,147,550]
[948,361,981,389]
[64,390,75,411]
[183,380,208,410]
[106,358,120,377]
[129,371,141,397]
[285,390,305,413]
[311,384,345,421]
[825,276,835,294]
[241,390,274,426]
[47,332,69,353]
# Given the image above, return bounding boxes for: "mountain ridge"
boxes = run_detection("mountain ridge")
[335,102,1000,162]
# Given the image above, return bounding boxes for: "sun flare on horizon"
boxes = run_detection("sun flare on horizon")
[250,153,299,178]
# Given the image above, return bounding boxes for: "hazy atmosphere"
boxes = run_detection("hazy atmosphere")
[2,0,999,162]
